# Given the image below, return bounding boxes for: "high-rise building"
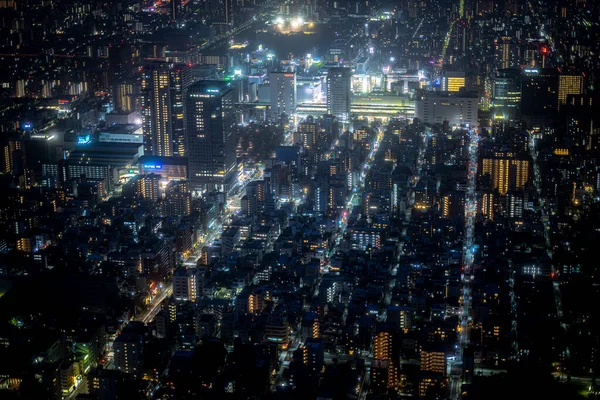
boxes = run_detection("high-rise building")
[326,67,351,123]
[521,68,558,121]
[558,75,583,111]
[480,192,494,220]
[142,63,172,156]
[173,268,201,302]
[295,117,317,149]
[269,71,296,119]
[480,151,529,195]
[135,173,161,200]
[185,81,237,194]
[170,65,191,156]
[114,82,135,113]
[440,70,466,92]
[492,69,521,124]
[421,347,447,374]
[141,63,192,157]
[15,79,26,98]
[301,312,320,341]
[415,91,478,127]
[371,331,398,390]
[302,338,325,373]
[373,331,393,360]
[163,180,192,216]
[495,38,521,69]
[171,0,180,20]
[113,333,144,377]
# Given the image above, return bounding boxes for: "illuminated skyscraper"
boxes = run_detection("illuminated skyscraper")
[371,331,398,390]
[269,71,296,119]
[558,75,583,111]
[295,117,317,149]
[373,331,393,360]
[142,63,172,156]
[135,173,161,200]
[185,81,237,194]
[481,151,529,195]
[173,268,201,302]
[480,192,495,220]
[326,67,351,123]
[170,65,191,156]
[421,347,446,374]
[114,82,135,113]
[495,38,521,69]
[441,70,466,93]
[492,68,521,125]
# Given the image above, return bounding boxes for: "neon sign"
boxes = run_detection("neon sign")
[77,135,91,144]
[143,164,162,169]
[206,89,219,93]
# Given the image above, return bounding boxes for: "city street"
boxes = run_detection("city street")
[450,128,479,400]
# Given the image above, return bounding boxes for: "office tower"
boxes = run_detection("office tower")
[558,75,583,111]
[114,82,135,112]
[492,68,521,124]
[326,67,351,123]
[521,68,558,120]
[185,81,236,194]
[441,70,466,93]
[415,91,478,127]
[562,94,600,150]
[173,268,201,302]
[495,38,521,69]
[142,63,172,156]
[269,71,296,119]
[113,333,144,377]
[480,151,529,195]
[170,65,191,156]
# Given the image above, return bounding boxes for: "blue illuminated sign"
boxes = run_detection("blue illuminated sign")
[77,134,91,144]
[206,89,220,94]
[23,123,32,129]
[144,164,163,169]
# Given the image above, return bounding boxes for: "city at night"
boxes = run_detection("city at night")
[0,0,599,399]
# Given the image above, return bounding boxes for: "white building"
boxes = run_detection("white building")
[269,71,296,118]
[173,268,202,302]
[326,67,352,123]
[415,92,478,127]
